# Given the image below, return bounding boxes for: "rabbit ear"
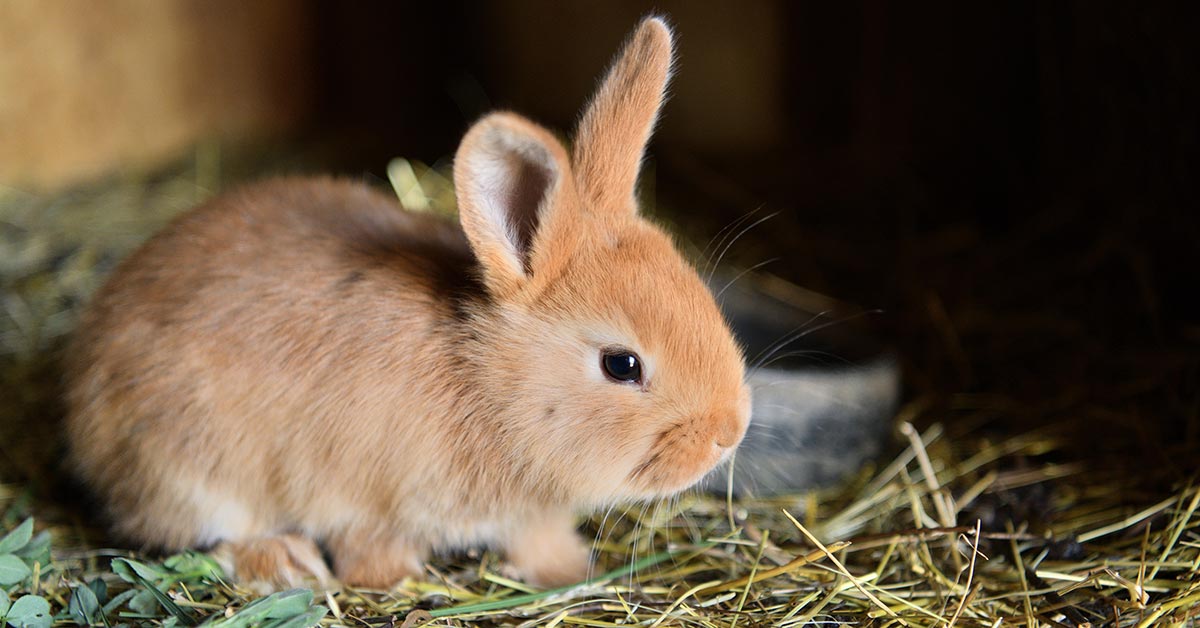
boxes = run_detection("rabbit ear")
[573,16,674,213]
[455,112,580,298]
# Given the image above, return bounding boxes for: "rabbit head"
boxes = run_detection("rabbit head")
[453,18,751,508]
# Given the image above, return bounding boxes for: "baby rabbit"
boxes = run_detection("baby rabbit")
[65,17,750,590]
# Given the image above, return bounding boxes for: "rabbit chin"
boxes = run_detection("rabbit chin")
[619,443,733,501]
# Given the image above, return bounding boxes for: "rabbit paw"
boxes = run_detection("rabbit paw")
[506,514,591,588]
[330,533,426,590]
[212,533,332,594]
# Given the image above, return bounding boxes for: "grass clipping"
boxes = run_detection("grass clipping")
[1,158,1198,627]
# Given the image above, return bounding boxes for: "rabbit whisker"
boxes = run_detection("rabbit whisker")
[706,210,780,282]
[749,309,881,374]
[700,206,763,275]
[715,257,780,302]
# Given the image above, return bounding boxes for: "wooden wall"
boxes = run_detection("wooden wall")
[0,0,311,188]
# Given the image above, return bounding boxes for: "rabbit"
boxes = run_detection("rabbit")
[64,16,751,591]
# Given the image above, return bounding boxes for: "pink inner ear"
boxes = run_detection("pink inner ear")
[455,112,574,293]
[499,152,554,273]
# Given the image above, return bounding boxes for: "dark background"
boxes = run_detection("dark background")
[311,1,1199,414]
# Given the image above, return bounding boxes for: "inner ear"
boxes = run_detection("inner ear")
[499,152,554,273]
[455,113,574,296]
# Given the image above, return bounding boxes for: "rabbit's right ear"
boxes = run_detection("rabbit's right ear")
[455,113,582,299]
[573,17,674,214]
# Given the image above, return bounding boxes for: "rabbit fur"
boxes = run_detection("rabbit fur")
[65,17,751,590]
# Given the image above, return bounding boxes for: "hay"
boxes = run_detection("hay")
[1,149,1197,627]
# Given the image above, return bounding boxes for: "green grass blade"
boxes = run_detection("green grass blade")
[429,541,715,618]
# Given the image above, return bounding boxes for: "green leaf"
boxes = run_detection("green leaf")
[111,557,203,624]
[163,551,223,580]
[140,580,196,626]
[0,518,33,554]
[208,589,324,628]
[133,571,194,624]
[0,554,32,585]
[13,531,51,565]
[257,588,314,619]
[0,593,10,616]
[87,576,109,605]
[110,557,169,586]
[128,589,159,615]
[264,606,329,628]
[102,588,138,615]
[68,582,103,626]
[5,595,52,628]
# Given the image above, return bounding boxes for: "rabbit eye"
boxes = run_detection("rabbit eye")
[601,350,642,384]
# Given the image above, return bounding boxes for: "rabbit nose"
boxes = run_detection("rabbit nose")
[714,416,744,449]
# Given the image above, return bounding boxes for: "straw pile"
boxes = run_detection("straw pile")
[1,151,1196,627]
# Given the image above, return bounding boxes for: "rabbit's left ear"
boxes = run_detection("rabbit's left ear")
[573,17,674,214]
[454,112,582,299]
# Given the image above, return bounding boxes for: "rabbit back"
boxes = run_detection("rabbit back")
[65,177,484,549]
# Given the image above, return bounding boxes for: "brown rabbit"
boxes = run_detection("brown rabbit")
[65,17,750,590]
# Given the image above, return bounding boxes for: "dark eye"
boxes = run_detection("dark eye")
[601,350,642,384]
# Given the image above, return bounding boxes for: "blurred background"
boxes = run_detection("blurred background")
[1,1,1197,504]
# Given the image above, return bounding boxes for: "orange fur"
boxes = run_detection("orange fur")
[211,534,332,594]
[65,16,750,591]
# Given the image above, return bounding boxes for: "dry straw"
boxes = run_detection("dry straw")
[1,152,1197,626]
